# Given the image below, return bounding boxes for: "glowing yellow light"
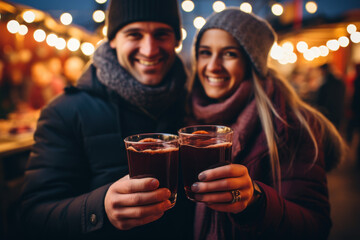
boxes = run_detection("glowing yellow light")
[7,20,20,34]
[182,0,195,12]
[282,42,294,52]
[18,25,28,35]
[240,2,252,13]
[338,36,350,47]
[310,46,320,58]
[60,12,73,25]
[93,10,105,23]
[46,33,58,47]
[296,41,308,53]
[181,28,187,41]
[55,37,67,50]
[102,26,108,36]
[347,24,357,34]
[304,50,315,61]
[305,1,317,14]
[319,45,329,57]
[81,42,95,56]
[213,1,226,13]
[288,52,297,64]
[193,16,206,29]
[95,0,107,4]
[34,29,46,42]
[350,32,360,43]
[67,38,81,52]
[23,10,36,23]
[175,42,183,53]
[326,39,340,51]
[271,4,283,16]
[270,43,283,60]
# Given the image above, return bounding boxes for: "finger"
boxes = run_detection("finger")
[199,164,248,182]
[111,188,171,207]
[114,200,171,220]
[114,212,165,230]
[194,188,252,203]
[192,177,246,193]
[113,175,160,194]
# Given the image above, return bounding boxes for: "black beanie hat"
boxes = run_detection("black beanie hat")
[107,0,181,41]
[195,8,276,78]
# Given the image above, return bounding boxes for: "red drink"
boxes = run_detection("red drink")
[178,125,233,201]
[124,134,179,207]
[180,142,232,200]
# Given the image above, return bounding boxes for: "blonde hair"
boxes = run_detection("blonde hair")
[253,68,347,191]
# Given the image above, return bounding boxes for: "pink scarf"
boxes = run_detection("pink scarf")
[191,77,275,158]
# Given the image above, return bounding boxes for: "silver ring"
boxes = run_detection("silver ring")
[231,189,241,203]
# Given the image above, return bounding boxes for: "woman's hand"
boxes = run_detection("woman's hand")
[104,175,172,230]
[191,164,254,213]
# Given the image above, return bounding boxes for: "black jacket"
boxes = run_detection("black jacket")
[19,64,194,240]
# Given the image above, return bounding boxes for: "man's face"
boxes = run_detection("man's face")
[110,22,179,86]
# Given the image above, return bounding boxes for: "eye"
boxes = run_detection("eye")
[126,32,142,39]
[154,30,173,40]
[223,51,238,58]
[198,49,211,57]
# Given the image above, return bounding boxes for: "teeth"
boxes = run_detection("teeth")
[208,77,226,83]
[139,59,159,66]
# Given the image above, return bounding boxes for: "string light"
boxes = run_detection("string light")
[296,41,308,53]
[60,13,73,25]
[23,10,35,23]
[213,1,226,13]
[326,39,340,51]
[347,24,357,34]
[7,20,20,34]
[18,25,28,35]
[67,38,81,51]
[338,36,350,47]
[55,37,67,50]
[33,29,46,42]
[95,0,107,4]
[305,1,318,14]
[81,42,95,56]
[182,1,195,12]
[46,33,58,47]
[350,32,360,43]
[193,16,206,29]
[240,2,252,13]
[181,28,187,41]
[271,3,283,16]
[93,10,105,23]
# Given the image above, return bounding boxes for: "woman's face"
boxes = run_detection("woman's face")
[197,29,247,100]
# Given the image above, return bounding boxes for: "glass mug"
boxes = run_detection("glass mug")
[124,133,179,207]
[178,125,233,201]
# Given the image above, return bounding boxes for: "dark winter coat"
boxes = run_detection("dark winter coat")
[18,64,194,240]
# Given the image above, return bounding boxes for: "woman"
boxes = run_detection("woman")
[187,8,347,240]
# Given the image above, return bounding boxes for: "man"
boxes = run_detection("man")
[18,0,194,239]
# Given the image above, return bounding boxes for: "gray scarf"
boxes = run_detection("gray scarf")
[92,41,186,117]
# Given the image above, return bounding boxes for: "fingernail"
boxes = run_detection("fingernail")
[198,172,206,181]
[192,183,199,192]
[150,179,159,188]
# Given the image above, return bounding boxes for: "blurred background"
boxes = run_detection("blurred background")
[0,0,360,239]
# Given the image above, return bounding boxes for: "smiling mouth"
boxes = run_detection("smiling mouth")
[138,59,161,66]
[207,77,228,83]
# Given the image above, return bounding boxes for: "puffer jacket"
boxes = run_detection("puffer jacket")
[18,64,194,240]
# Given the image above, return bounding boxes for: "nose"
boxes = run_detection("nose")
[139,35,160,58]
[207,55,223,72]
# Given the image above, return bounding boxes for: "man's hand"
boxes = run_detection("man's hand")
[104,175,172,230]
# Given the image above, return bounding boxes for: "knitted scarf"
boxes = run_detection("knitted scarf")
[191,77,274,158]
[92,41,186,118]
